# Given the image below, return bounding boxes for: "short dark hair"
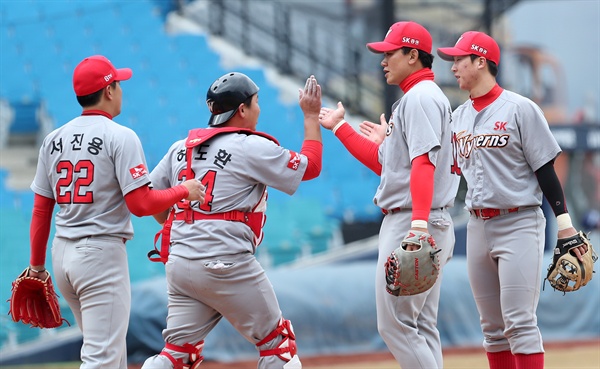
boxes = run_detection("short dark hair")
[76,81,117,107]
[242,93,254,107]
[470,54,498,77]
[400,47,434,69]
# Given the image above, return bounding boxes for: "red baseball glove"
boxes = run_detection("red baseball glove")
[8,267,69,328]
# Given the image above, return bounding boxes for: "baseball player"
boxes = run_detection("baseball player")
[140,72,322,369]
[27,55,204,369]
[437,31,587,369]
[319,22,460,368]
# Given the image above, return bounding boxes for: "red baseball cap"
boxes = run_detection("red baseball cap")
[366,21,433,54]
[73,55,132,96]
[437,31,501,65]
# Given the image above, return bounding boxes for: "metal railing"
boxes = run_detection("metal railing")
[189,0,385,118]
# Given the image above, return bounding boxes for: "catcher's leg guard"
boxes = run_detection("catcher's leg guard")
[256,318,298,363]
[157,340,204,369]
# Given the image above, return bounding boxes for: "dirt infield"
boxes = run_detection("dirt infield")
[192,340,600,368]
[4,340,598,369]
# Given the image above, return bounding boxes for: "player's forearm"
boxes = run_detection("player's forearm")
[410,154,435,223]
[125,185,188,217]
[153,210,169,225]
[30,194,55,267]
[300,140,323,180]
[535,160,575,238]
[303,114,322,142]
[334,122,382,175]
[535,160,568,216]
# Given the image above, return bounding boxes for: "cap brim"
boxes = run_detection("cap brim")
[115,68,132,81]
[436,47,469,61]
[366,41,401,54]
[208,109,237,126]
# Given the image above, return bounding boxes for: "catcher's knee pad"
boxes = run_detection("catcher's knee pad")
[158,340,204,369]
[256,317,298,362]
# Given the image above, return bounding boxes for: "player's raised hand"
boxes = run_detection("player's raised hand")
[182,179,205,204]
[359,115,388,144]
[319,102,346,130]
[299,75,321,117]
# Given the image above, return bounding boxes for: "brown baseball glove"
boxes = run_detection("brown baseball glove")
[384,230,442,296]
[545,231,597,293]
[8,267,68,328]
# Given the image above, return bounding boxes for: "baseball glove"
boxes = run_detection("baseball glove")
[8,267,68,328]
[545,231,597,293]
[384,231,442,296]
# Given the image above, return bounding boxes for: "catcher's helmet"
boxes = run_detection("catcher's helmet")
[206,72,259,126]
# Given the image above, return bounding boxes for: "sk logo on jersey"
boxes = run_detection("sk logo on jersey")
[129,164,148,179]
[287,151,301,170]
[494,121,508,131]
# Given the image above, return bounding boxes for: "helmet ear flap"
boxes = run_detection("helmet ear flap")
[206,72,259,126]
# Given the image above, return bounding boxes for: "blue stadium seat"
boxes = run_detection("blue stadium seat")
[36,1,83,18]
[169,34,218,65]
[0,170,12,208]
[0,0,377,274]
[259,201,308,266]
[9,101,40,134]
[0,0,42,24]
[286,197,339,255]
[338,179,380,222]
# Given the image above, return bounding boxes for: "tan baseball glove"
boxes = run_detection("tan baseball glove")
[384,230,442,296]
[545,231,597,293]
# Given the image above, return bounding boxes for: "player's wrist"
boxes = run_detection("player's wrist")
[411,220,428,229]
[332,120,346,134]
[556,213,573,231]
[29,266,46,273]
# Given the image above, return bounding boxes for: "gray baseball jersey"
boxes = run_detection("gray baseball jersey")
[30,114,151,239]
[452,89,561,356]
[452,89,561,209]
[30,112,151,368]
[374,80,460,210]
[372,79,459,368]
[149,131,308,259]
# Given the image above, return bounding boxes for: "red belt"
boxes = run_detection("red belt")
[173,210,248,223]
[381,207,403,215]
[470,207,519,220]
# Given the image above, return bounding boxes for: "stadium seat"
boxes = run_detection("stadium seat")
[0,0,374,270]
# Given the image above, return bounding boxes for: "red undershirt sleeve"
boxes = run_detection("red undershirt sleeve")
[300,140,323,180]
[124,184,189,217]
[411,154,435,221]
[30,194,56,266]
[334,122,382,175]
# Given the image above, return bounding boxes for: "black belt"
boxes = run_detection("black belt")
[381,207,445,215]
